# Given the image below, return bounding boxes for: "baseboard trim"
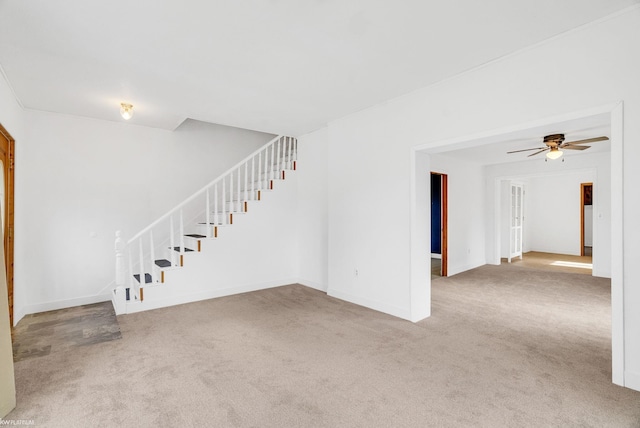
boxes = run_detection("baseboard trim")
[625,370,640,392]
[21,293,112,319]
[123,278,298,314]
[448,261,485,277]
[12,306,26,327]
[327,289,411,321]
[297,279,327,292]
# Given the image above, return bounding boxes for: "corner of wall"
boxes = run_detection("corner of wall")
[625,371,640,393]
[297,279,328,293]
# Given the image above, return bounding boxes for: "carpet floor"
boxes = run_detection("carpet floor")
[5,264,640,427]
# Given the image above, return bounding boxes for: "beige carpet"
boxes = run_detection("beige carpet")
[5,265,640,427]
[505,251,594,275]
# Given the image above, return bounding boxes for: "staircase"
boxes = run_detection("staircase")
[112,135,297,315]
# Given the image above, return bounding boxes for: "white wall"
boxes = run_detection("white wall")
[584,206,593,247]
[0,69,26,324]
[500,180,512,259]
[134,174,300,312]
[322,7,639,389]
[5,101,274,323]
[296,128,328,291]
[526,172,593,256]
[430,154,486,276]
[486,152,610,277]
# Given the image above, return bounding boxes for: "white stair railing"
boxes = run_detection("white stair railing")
[114,135,297,303]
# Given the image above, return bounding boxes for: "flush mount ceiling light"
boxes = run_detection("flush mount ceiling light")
[546,147,563,160]
[120,103,133,120]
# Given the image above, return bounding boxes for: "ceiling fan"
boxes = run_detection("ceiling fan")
[507,133,609,161]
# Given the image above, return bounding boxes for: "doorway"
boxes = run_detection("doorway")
[430,172,447,277]
[581,183,593,257]
[0,124,15,326]
[412,104,623,386]
[507,182,524,263]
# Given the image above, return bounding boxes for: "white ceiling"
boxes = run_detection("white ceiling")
[435,113,611,166]
[0,1,637,135]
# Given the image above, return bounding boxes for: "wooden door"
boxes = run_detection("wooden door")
[0,125,14,326]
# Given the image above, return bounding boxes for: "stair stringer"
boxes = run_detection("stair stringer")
[123,172,299,314]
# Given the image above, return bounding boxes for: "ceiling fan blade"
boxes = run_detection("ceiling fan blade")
[563,145,590,151]
[564,136,609,145]
[527,148,549,157]
[507,147,546,154]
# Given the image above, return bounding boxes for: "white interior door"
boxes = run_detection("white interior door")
[509,184,524,262]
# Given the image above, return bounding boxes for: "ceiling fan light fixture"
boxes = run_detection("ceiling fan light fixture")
[546,148,563,160]
[120,103,133,120]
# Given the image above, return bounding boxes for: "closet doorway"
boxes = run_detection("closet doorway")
[431,172,448,277]
[581,183,593,257]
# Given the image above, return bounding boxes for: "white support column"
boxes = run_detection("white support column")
[206,189,211,238]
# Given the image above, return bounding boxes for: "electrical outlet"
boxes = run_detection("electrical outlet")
[354,268,359,277]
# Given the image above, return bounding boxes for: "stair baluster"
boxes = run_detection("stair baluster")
[149,230,155,283]
[236,166,241,211]
[128,249,134,297]
[251,157,255,200]
[270,141,275,183]
[170,215,176,267]
[114,135,296,314]
[264,146,269,189]
[222,177,227,224]
[229,172,234,213]
[282,137,289,169]
[138,239,144,299]
[258,151,262,191]
[206,189,211,238]
[179,209,185,254]
[214,183,219,227]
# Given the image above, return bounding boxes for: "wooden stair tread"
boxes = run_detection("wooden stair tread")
[170,246,194,252]
[184,234,206,238]
[155,259,171,268]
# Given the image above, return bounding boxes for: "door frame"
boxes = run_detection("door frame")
[580,182,593,257]
[508,182,524,263]
[430,172,448,277]
[0,124,15,327]
[411,102,624,386]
